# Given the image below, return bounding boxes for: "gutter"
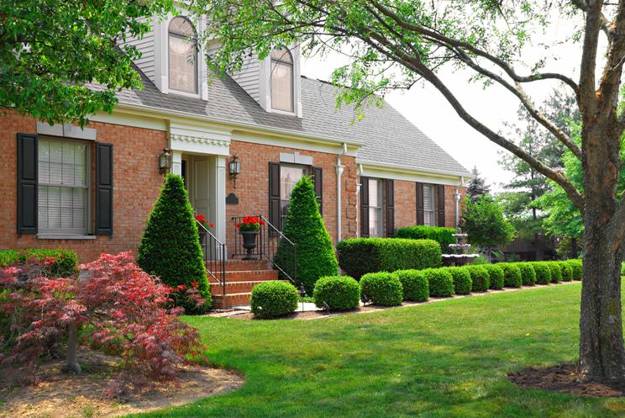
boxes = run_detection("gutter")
[357,159,471,179]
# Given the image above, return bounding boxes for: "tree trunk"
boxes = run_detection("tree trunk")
[62,323,81,374]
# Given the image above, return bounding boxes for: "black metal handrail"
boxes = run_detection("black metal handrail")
[231,215,297,285]
[196,220,226,301]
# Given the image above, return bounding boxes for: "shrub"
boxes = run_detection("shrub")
[567,259,583,280]
[275,177,338,295]
[0,249,78,277]
[498,263,522,288]
[462,195,515,255]
[360,272,403,306]
[251,281,299,318]
[337,238,441,279]
[137,174,211,313]
[395,270,429,302]
[395,225,455,252]
[558,261,573,282]
[482,264,504,290]
[446,267,472,295]
[517,263,537,286]
[0,250,19,267]
[532,262,552,284]
[313,276,360,311]
[465,265,490,292]
[422,269,454,297]
[547,262,562,283]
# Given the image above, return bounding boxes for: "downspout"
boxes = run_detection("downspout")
[455,176,465,228]
[357,163,364,237]
[336,143,347,241]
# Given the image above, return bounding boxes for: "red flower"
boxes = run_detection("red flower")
[195,214,207,224]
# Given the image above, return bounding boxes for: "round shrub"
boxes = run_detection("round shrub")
[498,263,522,288]
[517,263,537,286]
[465,265,490,292]
[446,267,472,295]
[313,276,360,311]
[567,259,583,281]
[558,262,573,282]
[422,269,454,297]
[547,262,562,283]
[532,262,552,284]
[251,281,299,319]
[395,270,429,302]
[360,272,403,306]
[482,264,504,290]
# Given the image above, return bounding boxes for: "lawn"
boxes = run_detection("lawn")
[134,283,625,417]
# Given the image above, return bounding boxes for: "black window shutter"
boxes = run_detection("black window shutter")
[437,184,446,227]
[96,143,113,235]
[416,182,424,225]
[17,133,38,234]
[268,162,281,229]
[360,177,370,237]
[385,179,394,237]
[312,166,323,215]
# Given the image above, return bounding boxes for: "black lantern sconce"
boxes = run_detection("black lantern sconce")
[229,155,241,188]
[158,148,172,174]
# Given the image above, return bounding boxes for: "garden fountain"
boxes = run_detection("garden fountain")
[442,229,480,266]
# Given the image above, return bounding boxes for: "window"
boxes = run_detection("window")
[368,179,385,237]
[270,48,294,112]
[38,138,89,235]
[280,164,306,224]
[168,16,198,94]
[423,184,436,226]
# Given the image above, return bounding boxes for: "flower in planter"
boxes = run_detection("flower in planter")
[237,216,265,232]
[194,214,215,229]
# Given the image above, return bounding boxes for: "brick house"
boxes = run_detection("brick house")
[1,14,469,305]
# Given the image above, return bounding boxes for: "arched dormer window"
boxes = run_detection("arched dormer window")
[270,48,294,112]
[168,16,198,94]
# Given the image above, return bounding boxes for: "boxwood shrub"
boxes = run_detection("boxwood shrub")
[547,262,562,283]
[465,265,490,292]
[446,267,472,295]
[251,281,299,319]
[499,263,522,288]
[395,225,456,252]
[0,250,19,268]
[532,262,552,284]
[423,269,454,297]
[558,261,573,282]
[0,248,78,277]
[336,238,441,279]
[395,270,429,302]
[360,272,403,306]
[482,264,504,290]
[313,276,360,311]
[567,259,583,280]
[517,263,537,286]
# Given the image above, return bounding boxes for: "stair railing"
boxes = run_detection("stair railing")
[196,220,226,301]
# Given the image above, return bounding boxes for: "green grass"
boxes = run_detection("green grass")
[133,283,625,417]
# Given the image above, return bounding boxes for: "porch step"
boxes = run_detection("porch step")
[212,293,253,309]
[211,279,286,295]
[223,259,272,271]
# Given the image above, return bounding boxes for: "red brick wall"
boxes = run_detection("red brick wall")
[0,111,167,262]
[394,180,417,229]
[226,140,358,254]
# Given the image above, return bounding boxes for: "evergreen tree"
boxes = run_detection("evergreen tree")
[274,176,338,295]
[137,174,211,313]
[466,167,490,202]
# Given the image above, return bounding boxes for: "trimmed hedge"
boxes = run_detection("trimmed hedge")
[547,262,562,283]
[558,261,573,282]
[567,259,583,280]
[446,267,472,295]
[517,263,537,286]
[482,264,504,290]
[360,272,403,306]
[423,269,454,297]
[313,276,360,311]
[395,225,456,252]
[251,281,299,319]
[337,238,441,279]
[395,270,429,302]
[0,248,78,277]
[0,250,19,267]
[465,265,490,292]
[531,262,552,285]
[499,263,522,288]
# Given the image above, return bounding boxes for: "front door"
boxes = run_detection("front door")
[181,155,211,223]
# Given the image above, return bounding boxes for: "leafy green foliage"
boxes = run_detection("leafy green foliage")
[446,267,472,295]
[465,265,490,292]
[275,177,338,295]
[395,225,456,252]
[0,250,19,267]
[498,263,522,288]
[517,263,537,286]
[0,248,78,277]
[482,264,504,290]
[547,262,562,283]
[422,269,454,298]
[557,262,573,282]
[137,174,210,313]
[462,196,515,255]
[336,238,441,279]
[395,270,429,302]
[251,281,299,319]
[566,260,583,281]
[531,262,553,285]
[313,276,360,311]
[360,273,403,306]
[1,0,173,125]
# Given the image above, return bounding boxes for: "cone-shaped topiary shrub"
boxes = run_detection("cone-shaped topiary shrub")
[423,268,454,297]
[557,261,573,281]
[275,176,338,295]
[360,272,403,306]
[313,276,360,311]
[446,267,472,295]
[251,281,299,319]
[137,174,211,313]
[482,264,504,290]
[532,262,552,284]
[465,265,490,292]
[395,269,429,302]
[567,259,583,280]
[517,263,537,286]
[499,263,522,288]
[547,262,562,283]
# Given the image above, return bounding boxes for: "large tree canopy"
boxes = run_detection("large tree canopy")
[0,0,173,125]
[192,0,625,385]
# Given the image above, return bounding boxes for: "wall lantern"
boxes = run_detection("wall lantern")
[159,148,172,174]
[229,155,241,188]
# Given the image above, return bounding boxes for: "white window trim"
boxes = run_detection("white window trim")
[259,45,302,117]
[167,16,200,96]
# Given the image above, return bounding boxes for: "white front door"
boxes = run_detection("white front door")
[192,157,211,221]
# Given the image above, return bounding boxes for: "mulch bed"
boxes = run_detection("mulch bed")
[508,363,625,397]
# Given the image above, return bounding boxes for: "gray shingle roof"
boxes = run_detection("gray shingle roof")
[109,70,469,177]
